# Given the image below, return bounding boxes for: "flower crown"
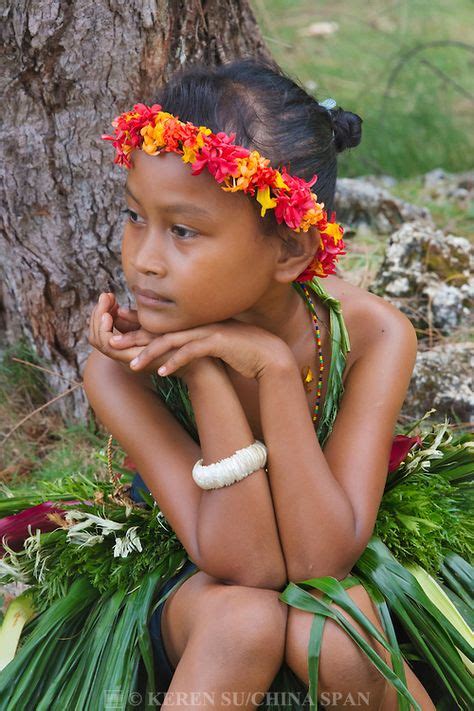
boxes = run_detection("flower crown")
[101,103,345,281]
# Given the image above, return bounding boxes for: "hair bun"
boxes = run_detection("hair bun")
[329,107,363,153]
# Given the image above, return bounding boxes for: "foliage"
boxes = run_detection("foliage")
[253,0,474,178]
[0,338,48,407]
[0,415,472,708]
[0,473,187,611]
[375,422,473,573]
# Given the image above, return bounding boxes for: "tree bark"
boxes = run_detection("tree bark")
[0,0,272,421]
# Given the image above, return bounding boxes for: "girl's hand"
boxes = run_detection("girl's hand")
[115,319,294,380]
[87,292,191,376]
[112,304,142,335]
[102,292,142,335]
[88,292,147,365]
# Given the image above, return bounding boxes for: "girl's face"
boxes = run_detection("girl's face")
[121,149,284,334]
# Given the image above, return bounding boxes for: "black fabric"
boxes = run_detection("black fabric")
[129,472,198,694]
[149,557,199,691]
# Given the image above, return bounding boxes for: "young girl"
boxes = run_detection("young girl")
[83,58,437,709]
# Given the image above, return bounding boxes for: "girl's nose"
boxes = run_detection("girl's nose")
[133,232,167,276]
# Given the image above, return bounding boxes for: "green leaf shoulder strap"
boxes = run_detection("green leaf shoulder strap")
[292,277,351,446]
[152,277,351,447]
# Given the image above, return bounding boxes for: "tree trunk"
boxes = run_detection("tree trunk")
[0,0,272,422]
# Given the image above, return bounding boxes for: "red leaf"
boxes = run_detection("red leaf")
[388,435,422,473]
[0,500,79,554]
[123,455,138,471]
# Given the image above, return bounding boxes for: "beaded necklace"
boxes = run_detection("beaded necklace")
[298,284,324,423]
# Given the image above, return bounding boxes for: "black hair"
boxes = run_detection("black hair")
[153,57,362,237]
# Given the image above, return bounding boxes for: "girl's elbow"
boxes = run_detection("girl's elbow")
[198,552,287,590]
[286,554,356,584]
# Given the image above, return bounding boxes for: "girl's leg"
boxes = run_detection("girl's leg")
[284,582,436,710]
[130,473,286,706]
[159,570,287,710]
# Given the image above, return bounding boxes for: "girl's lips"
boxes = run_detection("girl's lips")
[135,293,174,307]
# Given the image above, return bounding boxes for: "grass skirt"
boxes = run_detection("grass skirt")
[0,420,472,710]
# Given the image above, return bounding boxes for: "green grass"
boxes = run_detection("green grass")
[0,339,49,408]
[252,0,474,178]
[0,341,111,494]
[390,175,474,236]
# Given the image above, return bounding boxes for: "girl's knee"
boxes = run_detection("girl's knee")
[285,583,390,697]
[199,582,288,657]
[316,612,388,697]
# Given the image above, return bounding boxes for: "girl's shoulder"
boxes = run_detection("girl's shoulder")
[324,276,417,364]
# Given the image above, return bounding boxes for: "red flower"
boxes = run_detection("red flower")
[388,435,422,473]
[101,103,163,168]
[249,164,280,193]
[101,103,347,277]
[0,501,80,554]
[191,133,250,182]
[273,171,318,230]
[162,115,187,152]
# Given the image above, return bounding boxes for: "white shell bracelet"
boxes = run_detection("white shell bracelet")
[192,440,268,490]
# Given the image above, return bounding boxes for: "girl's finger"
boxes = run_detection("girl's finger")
[99,310,114,350]
[112,316,142,333]
[117,306,140,323]
[130,336,211,372]
[94,293,109,347]
[92,299,105,347]
[109,343,148,364]
[99,311,145,362]
[155,341,205,376]
[125,326,216,370]
[109,330,155,349]
[109,299,120,320]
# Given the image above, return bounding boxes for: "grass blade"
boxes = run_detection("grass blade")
[281,582,421,710]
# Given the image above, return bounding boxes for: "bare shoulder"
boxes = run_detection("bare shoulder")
[324,276,418,362]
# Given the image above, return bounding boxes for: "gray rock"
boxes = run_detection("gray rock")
[403,343,473,423]
[335,177,431,235]
[423,168,474,206]
[371,221,473,337]
[357,174,398,190]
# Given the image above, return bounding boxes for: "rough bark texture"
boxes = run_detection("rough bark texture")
[0,0,272,422]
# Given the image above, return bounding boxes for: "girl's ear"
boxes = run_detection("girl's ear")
[272,226,321,284]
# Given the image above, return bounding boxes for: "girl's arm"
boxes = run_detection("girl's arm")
[257,302,418,582]
[83,349,203,565]
[184,359,287,590]
[82,349,286,590]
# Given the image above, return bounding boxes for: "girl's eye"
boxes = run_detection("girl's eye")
[170,225,198,240]
[122,208,144,225]
[122,209,197,240]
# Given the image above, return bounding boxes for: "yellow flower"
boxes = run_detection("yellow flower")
[323,222,343,243]
[221,152,260,192]
[156,111,175,124]
[181,145,197,163]
[298,203,325,232]
[140,124,161,155]
[256,186,277,216]
[274,171,289,190]
[181,128,212,164]
[196,127,212,143]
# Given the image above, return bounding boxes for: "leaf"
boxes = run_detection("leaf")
[0,577,98,708]
[355,538,474,708]
[280,579,422,710]
[292,278,350,446]
[0,591,36,672]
